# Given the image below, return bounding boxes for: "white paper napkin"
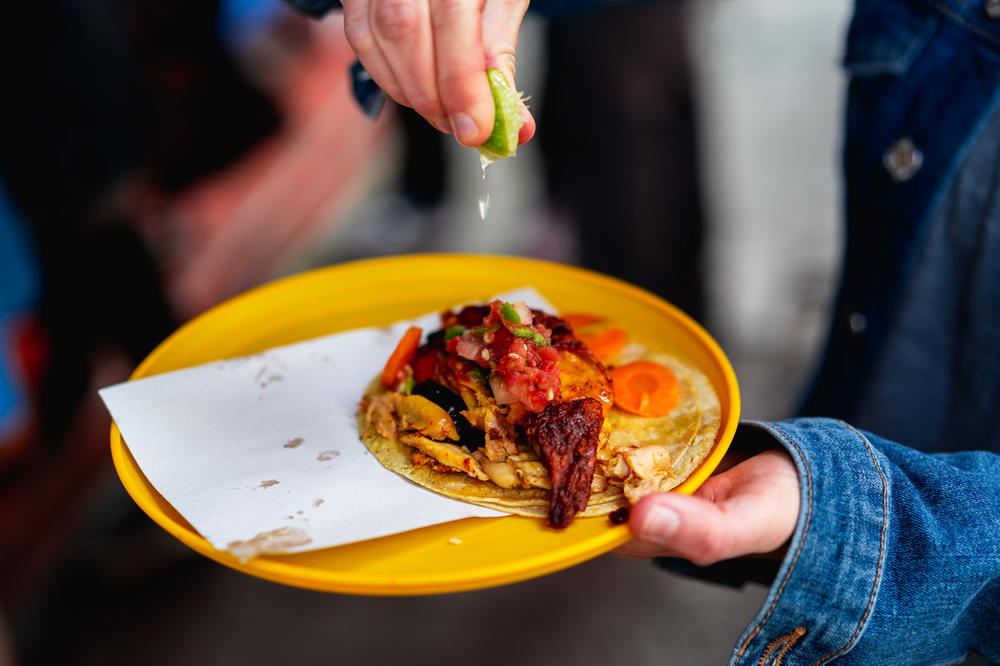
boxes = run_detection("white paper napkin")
[99,288,555,560]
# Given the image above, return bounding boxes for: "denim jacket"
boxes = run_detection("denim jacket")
[802,0,1000,453]
[713,0,1000,663]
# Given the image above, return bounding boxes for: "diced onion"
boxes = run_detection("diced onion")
[455,335,483,360]
[512,301,533,326]
[489,374,516,405]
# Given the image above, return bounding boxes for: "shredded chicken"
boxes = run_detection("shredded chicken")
[396,395,458,441]
[410,451,463,474]
[508,455,552,490]
[621,445,672,480]
[463,405,518,461]
[623,475,672,504]
[477,459,518,488]
[606,454,630,480]
[590,467,609,494]
[398,433,489,481]
[472,449,550,489]
[362,393,400,440]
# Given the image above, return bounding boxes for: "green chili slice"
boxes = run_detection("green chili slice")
[500,302,521,324]
[512,327,549,346]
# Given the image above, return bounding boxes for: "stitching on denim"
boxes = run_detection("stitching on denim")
[735,424,814,659]
[756,626,807,666]
[757,636,783,666]
[846,16,938,77]
[773,626,807,666]
[930,0,1000,48]
[813,424,890,665]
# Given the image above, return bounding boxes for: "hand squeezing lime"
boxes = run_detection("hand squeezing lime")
[478,69,525,163]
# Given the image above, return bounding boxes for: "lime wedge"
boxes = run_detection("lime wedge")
[478,68,524,163]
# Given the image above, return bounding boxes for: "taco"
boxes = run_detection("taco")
[358,300,720,528]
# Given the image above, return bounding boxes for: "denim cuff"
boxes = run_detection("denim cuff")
[729,418,890,665]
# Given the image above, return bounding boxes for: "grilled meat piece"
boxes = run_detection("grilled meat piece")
[532,309,575,344]
[527,397,604,528]
[441,304,492,329]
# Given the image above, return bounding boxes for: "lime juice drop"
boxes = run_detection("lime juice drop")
[478,193,491,220]
[475,69,524,220]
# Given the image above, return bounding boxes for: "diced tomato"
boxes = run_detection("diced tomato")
[451,300,561,414]
[411,347,439,385]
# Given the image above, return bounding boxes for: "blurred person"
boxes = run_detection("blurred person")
[331,106,451,259]
[0,0,281,445]
[0,0,288,635]
[0,186,43,470]
[328,0,1000,662]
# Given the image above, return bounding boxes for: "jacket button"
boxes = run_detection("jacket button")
[883,137,923,182]
[987,0,1000,20]
[848,311,867,335]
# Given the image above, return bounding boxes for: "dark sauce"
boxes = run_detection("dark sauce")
[413,380,485,450]
[608,507,630,525]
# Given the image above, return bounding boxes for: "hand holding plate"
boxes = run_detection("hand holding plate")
[614,449,800,564]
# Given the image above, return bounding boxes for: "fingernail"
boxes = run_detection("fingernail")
[640,504,680,543]
[450,114,478,144]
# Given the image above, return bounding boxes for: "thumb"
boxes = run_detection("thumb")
[481,0,535,144]
[628,491,790,565]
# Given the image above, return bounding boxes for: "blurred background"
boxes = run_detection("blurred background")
[0,1,852,664]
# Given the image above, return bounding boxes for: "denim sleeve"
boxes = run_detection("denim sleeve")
[670,418,1000,665]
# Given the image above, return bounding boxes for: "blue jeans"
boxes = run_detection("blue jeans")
[694,1,1000,663]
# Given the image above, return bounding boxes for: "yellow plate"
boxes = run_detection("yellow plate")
[110,254,740,595]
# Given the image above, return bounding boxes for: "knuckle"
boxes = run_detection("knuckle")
[372,0,420,40]
[437,70,484,108]
[431,0,465,26]
[408,95,445,120]
[343,17,374,52]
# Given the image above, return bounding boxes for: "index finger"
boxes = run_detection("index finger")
[430,0,493,146]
